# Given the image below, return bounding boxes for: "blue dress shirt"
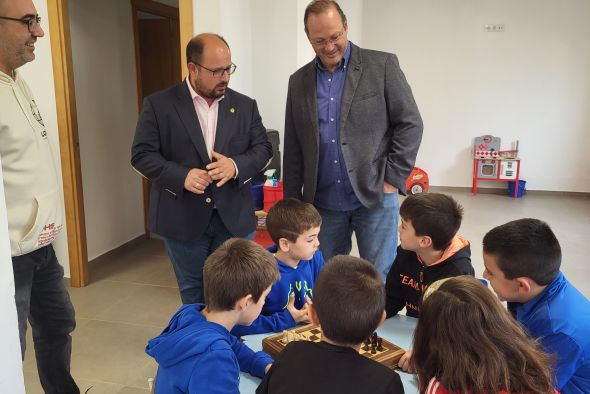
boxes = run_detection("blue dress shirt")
[313,43,362,211]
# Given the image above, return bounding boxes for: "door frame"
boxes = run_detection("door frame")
[131,0,185,235]
[46,0,193,287]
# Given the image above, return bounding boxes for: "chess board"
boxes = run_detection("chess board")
[262,324,405,369]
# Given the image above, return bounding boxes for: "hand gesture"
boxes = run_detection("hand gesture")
[286,293,310,324]
[206,151,236,187]
[184,168,212,194]
[398,350,415,373]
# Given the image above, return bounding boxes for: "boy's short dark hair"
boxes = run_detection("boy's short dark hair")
[265,198,322,244]
[203,238,279,311]
[400,193,463,250]
[313,256,385,345]
[483,218,561,285]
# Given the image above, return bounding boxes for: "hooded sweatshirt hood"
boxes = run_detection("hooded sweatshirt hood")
[146,302,271,394]
[146,304,228,367]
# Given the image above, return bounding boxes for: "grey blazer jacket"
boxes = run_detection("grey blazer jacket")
[131,82,272,241]
[283,42,423,209]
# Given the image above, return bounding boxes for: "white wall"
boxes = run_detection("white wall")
[0,167,25,393]
[250,1,297,134]
[193,1,254,103]
[192,0,303,133]
[192,0,590,192]
[6,0,588,278]
[69,0,145,260]
[192,0,363,139]
[362,0,590,192]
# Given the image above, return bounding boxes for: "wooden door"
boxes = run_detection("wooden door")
[131,0,182,235]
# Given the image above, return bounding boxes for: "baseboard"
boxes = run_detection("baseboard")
[430,186,506,195]
[429,186,590,198]
[89,234,152,264]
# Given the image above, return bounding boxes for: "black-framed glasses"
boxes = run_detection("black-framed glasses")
[0,15,41,33]
[310,29,345,48]
[192,61,237,78]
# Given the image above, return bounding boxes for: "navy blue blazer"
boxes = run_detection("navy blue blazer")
[131,82,272,241]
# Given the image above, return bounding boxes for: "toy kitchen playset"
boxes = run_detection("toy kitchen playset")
[472,135,522,198]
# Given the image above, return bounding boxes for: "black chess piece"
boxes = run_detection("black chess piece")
[377,337,383,351]
[363,342,369,351]
[371,332,377,346]
[371,343,376,354]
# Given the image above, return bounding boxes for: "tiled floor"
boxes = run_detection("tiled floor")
[22,189,590,393]
[23,239,178,393]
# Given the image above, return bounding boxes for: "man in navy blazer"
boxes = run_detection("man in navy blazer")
[132,34,272,304]
[283,0,423,279]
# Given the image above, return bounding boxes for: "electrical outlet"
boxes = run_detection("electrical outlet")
[484,24,505,32]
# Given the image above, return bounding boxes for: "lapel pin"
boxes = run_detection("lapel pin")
[230,108,235,113]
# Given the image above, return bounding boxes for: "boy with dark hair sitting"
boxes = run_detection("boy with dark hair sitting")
[232,198,324,336]
[145,238,280,394]
[385,193,474,319]
[257,256,404,394]
[483,218,590,394]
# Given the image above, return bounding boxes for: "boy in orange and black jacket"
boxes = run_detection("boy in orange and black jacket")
[385,193,474,318]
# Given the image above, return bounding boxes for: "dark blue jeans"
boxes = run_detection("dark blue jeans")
[165,210,239,304]
[315,193,400,280]
[12,245,79,394]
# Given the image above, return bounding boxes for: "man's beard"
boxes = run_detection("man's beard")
[197,79,227,99]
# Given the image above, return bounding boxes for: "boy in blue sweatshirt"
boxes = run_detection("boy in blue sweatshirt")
[145,238,280,394]
[483,218,590,394]
[232,198,324,336]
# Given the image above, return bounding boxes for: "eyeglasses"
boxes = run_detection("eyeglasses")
[310,29,345,48]
[192,61,237,78]
[0,15,42,33]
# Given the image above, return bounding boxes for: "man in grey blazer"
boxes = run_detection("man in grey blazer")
[283,0,423,279]
[132,34,272,304]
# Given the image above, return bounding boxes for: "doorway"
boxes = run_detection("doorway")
[46,0,193,287]
[131,0,182,235]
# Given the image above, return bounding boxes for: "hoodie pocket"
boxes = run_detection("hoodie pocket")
[18,189,63,254]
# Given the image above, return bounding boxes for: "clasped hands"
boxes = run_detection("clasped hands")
[183,151,236,194]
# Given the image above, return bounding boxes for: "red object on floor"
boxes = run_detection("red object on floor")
[263,181,284,212]
[253,229,273,248]
[405,167,429,195]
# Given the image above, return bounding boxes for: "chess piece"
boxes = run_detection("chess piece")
[377,337,383,351]
[363,342,369,351]
[371,343,376,354]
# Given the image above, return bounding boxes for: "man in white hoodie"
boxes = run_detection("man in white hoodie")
[0,0,79,392]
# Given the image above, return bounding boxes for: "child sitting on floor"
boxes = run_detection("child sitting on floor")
[483,218,590,394]
[232,198,324,336]
[145,238,279,394]
[385,192,474,318]
[412,275,556,394]
[256,256,404,394]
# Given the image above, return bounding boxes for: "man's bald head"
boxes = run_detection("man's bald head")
[186,33,229,65]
